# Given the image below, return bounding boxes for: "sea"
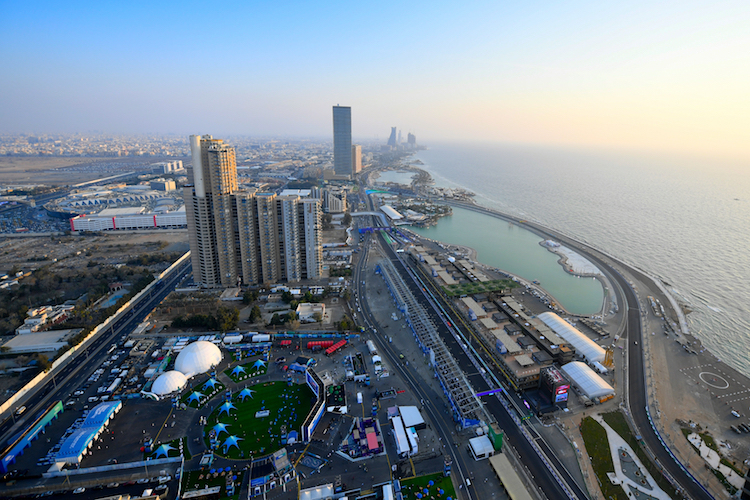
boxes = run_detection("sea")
[399,142,750,378]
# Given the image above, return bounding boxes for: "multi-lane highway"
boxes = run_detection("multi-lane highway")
[0,261,191,440]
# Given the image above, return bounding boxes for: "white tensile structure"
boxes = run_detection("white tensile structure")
[560,361,614,400]
[174,340,222,378]
[151,370,188,396]
[537,311,605,364]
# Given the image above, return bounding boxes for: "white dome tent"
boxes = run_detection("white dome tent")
[152,370,188,396]
[174,340,222,378]
[537,311,605,364]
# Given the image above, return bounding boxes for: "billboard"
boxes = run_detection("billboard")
[305,370,319,396]
[555,384,569,403]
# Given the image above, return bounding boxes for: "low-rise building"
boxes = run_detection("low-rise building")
[296,303,325,322]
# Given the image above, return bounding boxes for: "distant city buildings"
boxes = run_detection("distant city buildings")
[351,144,362,174]
[387,127,397,147]
[151,160,184,174]
[184,135,322,288]
[407,133,416,147]
[332,106,352,178]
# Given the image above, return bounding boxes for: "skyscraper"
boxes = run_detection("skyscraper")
[387,127,397,147]
[185,135,322,288]
[351,144,362,175]
[333,106,352,177]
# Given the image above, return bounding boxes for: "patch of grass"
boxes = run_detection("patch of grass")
[180,379,226,408]
[205,381,314,459]
[720,457,744,476]
[400,472,456,500]
[579,417,628,500]
[699,431,718,452]
[224,356,269,382]
[442,279,518,297]
[602,411,681,500]
[711,469,738,495]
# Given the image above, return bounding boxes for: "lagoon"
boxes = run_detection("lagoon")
[408,206,604,315]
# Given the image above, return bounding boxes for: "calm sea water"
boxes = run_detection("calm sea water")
[411,143,750,377]
[410,207,604,315]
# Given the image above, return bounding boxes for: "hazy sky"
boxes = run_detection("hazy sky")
[2,1,749,158]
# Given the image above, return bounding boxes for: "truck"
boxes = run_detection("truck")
[366,340,377,355]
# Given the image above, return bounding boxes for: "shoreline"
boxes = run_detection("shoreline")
[397,163,750,497]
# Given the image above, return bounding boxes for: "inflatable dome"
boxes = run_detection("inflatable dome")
[174,340,222,378]
[152,370,188,396]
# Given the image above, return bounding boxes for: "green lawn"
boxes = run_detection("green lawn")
[442,279,517,297]
[602,411,680,500]
[180,379,226,408]
[224,356,269,382]
[400,472,456,500]
[182,468,243,500]
[579,417,628,500]
[205,381,314,459]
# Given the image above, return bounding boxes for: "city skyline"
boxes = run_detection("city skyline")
[1,2,749,160]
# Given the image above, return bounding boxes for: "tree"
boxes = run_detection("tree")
[343,212,352,226]
[338,315,352,332]
[281,291,293,303]
[268,313,281,327]
[250,305,262,323]
[242,290,258,305]
[215,306,239,332]
[312,312,323,323]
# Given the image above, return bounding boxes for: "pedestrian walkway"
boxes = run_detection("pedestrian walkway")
[593,415,671,500]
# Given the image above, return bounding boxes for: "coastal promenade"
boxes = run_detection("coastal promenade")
[438,199,716,500]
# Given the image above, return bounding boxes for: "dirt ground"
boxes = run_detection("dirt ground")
[0,156,177,185]
[0,231,189,275]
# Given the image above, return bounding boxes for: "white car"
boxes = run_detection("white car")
[73,487,86,494]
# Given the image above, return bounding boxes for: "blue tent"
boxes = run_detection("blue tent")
[213,422,230,437]
[224,435,243,451]
[203,378,219,391]
[238,387,256,401]
[152,444,175,459]
[218,402,237,417]
[231,366,246,377]
[252,359,267,370]
[187,391,204,404]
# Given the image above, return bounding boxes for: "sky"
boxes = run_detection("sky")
[1,1,749,159]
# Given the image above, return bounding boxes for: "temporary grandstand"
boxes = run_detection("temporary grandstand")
[560,361,615,401]
[377,258,484,428]
[537,312,605,364]
[56,401,122,465]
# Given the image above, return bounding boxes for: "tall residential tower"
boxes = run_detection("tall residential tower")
[184,135,322,288]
